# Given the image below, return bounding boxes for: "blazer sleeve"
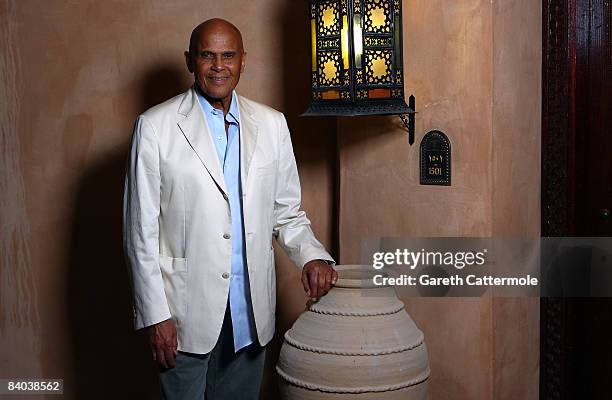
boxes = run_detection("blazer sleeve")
[123,115,171,330]
[272,113,335,268]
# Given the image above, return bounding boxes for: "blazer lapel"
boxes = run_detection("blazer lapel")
[177,87,228,195]
[237,95,259,184]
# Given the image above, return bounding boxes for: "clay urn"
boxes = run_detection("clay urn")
[277,265,430,399]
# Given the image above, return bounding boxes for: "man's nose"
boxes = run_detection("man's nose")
[212,55,224,71]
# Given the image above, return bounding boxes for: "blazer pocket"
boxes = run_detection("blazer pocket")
[159,255,187,322]
[159,254,187,273]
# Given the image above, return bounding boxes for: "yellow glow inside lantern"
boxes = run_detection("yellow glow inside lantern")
[370,7,386,29]
[372,57,387,78]
[341,16,349,69]
[322,6,336,27]
[323,59,338,81]
[353,14,363,68]
[311,19,317,72]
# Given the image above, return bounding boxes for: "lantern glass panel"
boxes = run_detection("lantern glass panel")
[353,15,363,68]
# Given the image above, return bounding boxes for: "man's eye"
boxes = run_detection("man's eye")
[200,52,214,59]
[223,53,235,59]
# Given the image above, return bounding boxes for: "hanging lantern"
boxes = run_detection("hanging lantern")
[304,0,413,117]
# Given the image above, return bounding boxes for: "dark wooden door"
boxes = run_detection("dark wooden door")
[541,0,612,399]
[573,0,612,236]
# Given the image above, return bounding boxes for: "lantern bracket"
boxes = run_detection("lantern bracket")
[398,95,416,145]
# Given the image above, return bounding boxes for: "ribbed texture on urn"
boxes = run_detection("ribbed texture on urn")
[277,265,430,399]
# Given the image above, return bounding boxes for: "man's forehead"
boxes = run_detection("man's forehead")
[194,36,241,50]
[192,23,243,50]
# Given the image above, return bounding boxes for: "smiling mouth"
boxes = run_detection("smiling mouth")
[208,76,230,83]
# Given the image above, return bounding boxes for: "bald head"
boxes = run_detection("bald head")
[188,18,244,56]
[185,18,246,112]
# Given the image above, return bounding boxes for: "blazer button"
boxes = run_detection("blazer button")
[223,233,231,239]
[222,272,230,279]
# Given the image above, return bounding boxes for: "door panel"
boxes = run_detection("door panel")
[542,0,612,399]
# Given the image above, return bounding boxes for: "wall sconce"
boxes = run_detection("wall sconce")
[304,0,415,142]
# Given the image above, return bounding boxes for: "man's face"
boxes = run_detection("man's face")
[186,24,245,106]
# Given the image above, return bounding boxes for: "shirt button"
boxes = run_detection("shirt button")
[222,272,230,279]
[223,233,231,239]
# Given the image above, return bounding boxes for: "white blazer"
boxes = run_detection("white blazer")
[123,87,333,354]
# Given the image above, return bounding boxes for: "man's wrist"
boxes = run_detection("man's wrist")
[307,259,335,266]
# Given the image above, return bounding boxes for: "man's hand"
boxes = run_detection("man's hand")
[148,318,178,369]
[301,260,338,298]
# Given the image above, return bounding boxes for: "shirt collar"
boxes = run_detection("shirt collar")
[196,88,240,125]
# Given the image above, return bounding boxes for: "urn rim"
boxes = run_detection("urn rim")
[334,264,389,288]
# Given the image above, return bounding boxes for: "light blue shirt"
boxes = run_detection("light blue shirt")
[197,90,257,352]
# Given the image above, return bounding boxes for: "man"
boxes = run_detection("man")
[123,18,336,400]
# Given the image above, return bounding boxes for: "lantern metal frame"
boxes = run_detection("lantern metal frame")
[303,0,415,120]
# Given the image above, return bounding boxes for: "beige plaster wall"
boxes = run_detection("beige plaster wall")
[0,1,334,399]
[337,0,540,399]
[491,1,541,398]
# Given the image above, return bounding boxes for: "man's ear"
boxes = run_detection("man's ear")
[184,51,194,73]
[241,51,247,73]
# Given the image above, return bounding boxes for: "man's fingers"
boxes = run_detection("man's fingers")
[301,270,311,296]
[324,269,332,293]
[309,269,319,298]
[164,345,176,368]
[332,269,338,285]
[156,347,167,369]
[318,268,327,294]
